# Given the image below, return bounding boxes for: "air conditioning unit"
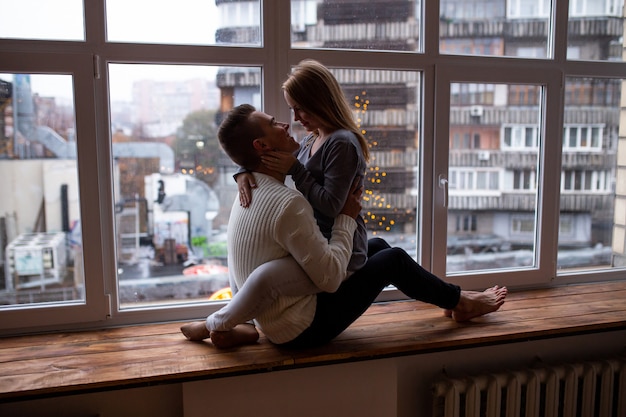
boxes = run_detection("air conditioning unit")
[4,232,67,290]
[477,151,490,161]
[469,105,484,117]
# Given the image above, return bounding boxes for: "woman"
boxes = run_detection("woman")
[239,59,371,271]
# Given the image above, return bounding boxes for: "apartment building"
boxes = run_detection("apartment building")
[214,0,622,270]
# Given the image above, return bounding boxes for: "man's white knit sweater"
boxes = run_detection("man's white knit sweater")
[227,172,357,344]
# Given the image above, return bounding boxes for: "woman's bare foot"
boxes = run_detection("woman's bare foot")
[180,321,210,341]
[450,285,508,322]
[210,324,259,349]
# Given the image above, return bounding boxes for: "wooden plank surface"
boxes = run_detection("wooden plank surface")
[1,281,625,401]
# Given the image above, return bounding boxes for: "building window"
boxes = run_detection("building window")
[511,216,535,234]
[450,168,500,191]
[513,170,536,190]
[562,125,604,151]
[456,214,477,232]
[502,125,540,149]
[559,215,575,238]
[562,170,611,192]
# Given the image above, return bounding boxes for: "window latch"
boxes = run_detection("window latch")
[438,174,448,208]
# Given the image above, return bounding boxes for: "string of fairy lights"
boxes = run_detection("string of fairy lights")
[353,90,398,234]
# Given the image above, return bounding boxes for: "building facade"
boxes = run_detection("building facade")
[214,0,622,268]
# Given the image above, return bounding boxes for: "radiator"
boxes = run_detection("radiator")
[432,356,626,417]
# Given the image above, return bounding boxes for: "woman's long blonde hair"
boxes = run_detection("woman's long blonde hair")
[282,59,370,161]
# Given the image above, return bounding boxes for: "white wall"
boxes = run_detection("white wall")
[2,330,624,417]
[0,159,79,237]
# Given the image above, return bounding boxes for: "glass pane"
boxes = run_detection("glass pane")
[440,0,550,58]
[291,0,422,52]
[106,0,261,46]
[288,67,422,258]
[0,0,84,41]
[567,0,624,61]
[447,82,542,273]
[110,64,421,308]
[558,77,622,271]
[109,64,261,309]
[0,73,85,306]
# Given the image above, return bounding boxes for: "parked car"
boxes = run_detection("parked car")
[447,234,512,255]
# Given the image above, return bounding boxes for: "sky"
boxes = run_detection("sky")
[0,0,218,41]
[0,0,219,100]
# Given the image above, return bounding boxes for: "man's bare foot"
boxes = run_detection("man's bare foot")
[210,324,260,349]
[450,285,508,322]
[180,321,210,341]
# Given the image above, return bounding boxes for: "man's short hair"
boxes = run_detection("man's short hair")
[218,104,264,170]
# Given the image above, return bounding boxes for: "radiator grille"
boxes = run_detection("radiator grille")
[432,356,626,417]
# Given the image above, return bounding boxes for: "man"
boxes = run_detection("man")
[181,104,363,347]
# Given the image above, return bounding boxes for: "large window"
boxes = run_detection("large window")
[1,0,625,335]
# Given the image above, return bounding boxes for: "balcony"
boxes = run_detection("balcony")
[448,190,613,213]
[449,150,539,169]
[215,69,262,88]
[561,151,616,169]
[320,1,413,25]
[440,17,623,40]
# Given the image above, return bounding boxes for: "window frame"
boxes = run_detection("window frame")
[1,0,626,334]
[0,51,108,332]
[431,65,563,288]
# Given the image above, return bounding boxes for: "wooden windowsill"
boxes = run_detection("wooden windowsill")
[1,280,625,401]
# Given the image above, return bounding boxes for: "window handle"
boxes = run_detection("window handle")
[438,174,448,208]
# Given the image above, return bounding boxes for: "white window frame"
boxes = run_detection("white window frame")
[449,168,501,192]
[561,170,611,192]
[0,52,108,332]
[562,124,604,151]
[502,125,540,149]
[511,169,537,191]
[1,0,625,334]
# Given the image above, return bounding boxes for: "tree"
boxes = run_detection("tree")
[174,109,220,186]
